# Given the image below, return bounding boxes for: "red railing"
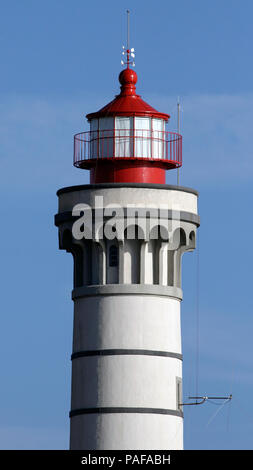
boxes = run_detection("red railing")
[73,130,182,168]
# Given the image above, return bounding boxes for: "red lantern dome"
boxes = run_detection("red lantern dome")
[74,61,182,184]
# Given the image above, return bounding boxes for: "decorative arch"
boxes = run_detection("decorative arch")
[173,227,187,249]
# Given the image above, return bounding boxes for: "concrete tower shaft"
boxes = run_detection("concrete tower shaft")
[55,183,199,449]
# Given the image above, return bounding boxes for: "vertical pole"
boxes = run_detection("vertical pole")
[127,10,130,50]
[177,98,180,186]
[127,10,130,68]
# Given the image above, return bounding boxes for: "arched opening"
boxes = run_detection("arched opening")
[123,225,143,284]
[172,227,187,288]
[189,230,196,249]
[91,241,105,285]
[106,240,119,284]
[173,227,187,249]
[109,245,119,267]
[148,226,164,285]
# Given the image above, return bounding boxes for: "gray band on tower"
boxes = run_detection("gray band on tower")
[55,208,200,227]
[57,182,199,196]
[72,284,183,300]
[71,349,183,360]
[69,407,184,418]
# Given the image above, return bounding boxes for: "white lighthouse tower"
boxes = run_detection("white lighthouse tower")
[55,45,199,450]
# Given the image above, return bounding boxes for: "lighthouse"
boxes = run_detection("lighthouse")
[55,43,200,450]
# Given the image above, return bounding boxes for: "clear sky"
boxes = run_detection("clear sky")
[0,0,252,450]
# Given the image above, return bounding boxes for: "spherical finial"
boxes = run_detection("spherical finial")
[119,68,137,86]
[118,68,138,96]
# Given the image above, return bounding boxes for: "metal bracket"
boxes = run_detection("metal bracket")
[179,394,232,406]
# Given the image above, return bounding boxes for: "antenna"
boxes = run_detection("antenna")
[127,9,130,51]
[121,10,136,68]
[180,394,232,407]
[177,97,180,186]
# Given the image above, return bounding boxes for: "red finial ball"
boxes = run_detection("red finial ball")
[118,68,137,96]
[119,68,138,86]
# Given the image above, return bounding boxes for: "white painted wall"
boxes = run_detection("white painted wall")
[70,414,183,450]
[70,294,183,449]
[73,295,181,353]
[71,355,182,410]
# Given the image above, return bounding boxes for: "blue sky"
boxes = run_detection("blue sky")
[0,0,252,449]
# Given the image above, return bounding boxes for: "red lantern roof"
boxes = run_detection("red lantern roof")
[86,68,170,121]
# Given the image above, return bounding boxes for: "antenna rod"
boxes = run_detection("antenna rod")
[189,395,232,400]
[127,10,130,50]
[180,394,232,406]
[126,9,130,68]
[177,98,180,186]
[121,10,135,69]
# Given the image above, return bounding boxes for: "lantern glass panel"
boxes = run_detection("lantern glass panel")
[99,117,114,158]
[152,119,165,159]
[135,117,151,158]
[115,117,133,157]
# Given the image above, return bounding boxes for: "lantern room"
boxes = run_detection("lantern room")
[73,60,182,184]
